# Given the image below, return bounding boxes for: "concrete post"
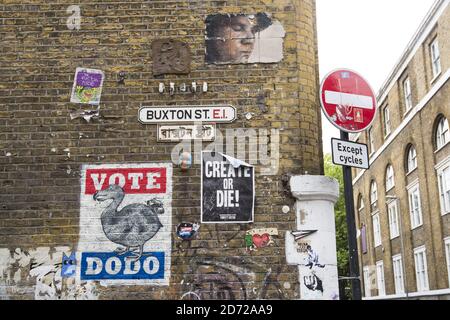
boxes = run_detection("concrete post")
[286,175,340,300]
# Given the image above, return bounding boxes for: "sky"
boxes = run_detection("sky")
[316,0,437,155]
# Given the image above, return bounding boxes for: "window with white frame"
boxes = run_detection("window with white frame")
[403,78,413,112]
[437,164,450,215]
[376,261,386,296]
[372,212,382,248]
[436,117,449,150]
[392,255,405,294]
[408,182,423,229]
[383,107,391,137]
[430,38,441,78]
[414,246,429,292]
[386,165,395,191]
[370,181,378,205]
[407,145,417,173]
[358,195,364,211]
[445,238,450,287]
[388,200,400,239]
[363,266,372,297]
[368,127,375,154]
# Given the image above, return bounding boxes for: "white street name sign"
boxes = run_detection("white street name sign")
[139,105,236,124]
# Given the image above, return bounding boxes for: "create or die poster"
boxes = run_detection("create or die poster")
[201,151,254,223]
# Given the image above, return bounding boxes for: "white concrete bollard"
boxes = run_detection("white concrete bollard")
[286,175,340,300]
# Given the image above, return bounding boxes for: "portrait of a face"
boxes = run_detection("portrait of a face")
[205,13,285,65]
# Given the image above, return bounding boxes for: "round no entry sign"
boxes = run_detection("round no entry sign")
[320,69,377,133]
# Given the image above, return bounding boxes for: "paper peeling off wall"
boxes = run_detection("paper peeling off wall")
[0,247,99,300]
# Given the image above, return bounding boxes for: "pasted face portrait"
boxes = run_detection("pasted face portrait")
[206,13,285,64]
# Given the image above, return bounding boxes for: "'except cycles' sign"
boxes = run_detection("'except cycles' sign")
[331,138,369,169]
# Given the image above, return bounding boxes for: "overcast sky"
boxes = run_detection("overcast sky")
[316,0,436,154]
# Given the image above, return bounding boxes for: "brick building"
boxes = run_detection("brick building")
[0,0,333,300]
[351,0,450,300]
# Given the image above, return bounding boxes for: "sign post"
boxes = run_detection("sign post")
[320,69,377,300]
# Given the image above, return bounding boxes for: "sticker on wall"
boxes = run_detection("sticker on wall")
[179,152,192,171]
[201,151,254,224]
[61,252,76,278]
[176,223,200,241]
[245,228,278,251]
[70,68,105,105]
[78,163,172,285]
[205,13,285,64]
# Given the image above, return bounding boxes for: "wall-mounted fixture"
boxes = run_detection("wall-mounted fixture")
[159,83,165,94]
[191,81,197,93]
[118,71,127,85]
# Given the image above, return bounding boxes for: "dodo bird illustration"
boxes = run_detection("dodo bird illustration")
[93,184,164,260]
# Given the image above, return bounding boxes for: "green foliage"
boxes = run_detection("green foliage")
[324,154,351,299]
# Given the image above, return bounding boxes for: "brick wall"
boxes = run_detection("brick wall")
[0,0,322,299]
[352,2,450,299]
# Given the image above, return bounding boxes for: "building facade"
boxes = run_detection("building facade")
[0,0,338,300]
[352,0,450,300]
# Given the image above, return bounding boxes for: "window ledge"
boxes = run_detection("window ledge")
[403,108,413,118]
[430,71,442,85]
[435,141,450,154]
[390,235,400,241]
[411,223,423,231]
[441,211,450,217]
[386,185,395,192]
[406,167,418,176]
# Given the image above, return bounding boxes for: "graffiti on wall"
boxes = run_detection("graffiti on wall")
[286,227,339,300]
[205,13,285,64]
[0,247,98,300]
[245,228,278,251]
[180,257,288,300]
[78,163,172,285]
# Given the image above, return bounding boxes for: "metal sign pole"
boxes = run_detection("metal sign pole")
[340,130,362,300]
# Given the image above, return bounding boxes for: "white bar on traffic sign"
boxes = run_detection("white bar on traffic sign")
[324,90,374,110]
[331,138,369,169]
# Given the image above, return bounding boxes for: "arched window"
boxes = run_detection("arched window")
[436,116,449,150]
[406,145,417,173]
[370,181,378,205]
[386,165,395,191]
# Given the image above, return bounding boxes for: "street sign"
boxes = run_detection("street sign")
[331,138,369,169]
[320,69,377,133]
[157,124,216,142]
[139,105,236,124]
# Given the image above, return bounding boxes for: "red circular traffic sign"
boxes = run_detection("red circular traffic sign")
[320,69,377,133]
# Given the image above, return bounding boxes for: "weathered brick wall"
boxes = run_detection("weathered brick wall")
[0,0,322,299]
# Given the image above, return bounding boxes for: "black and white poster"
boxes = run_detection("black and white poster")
[201,151,254,223]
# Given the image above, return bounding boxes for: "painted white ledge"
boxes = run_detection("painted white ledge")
[363,288,450,300]
[290,175,339,203]
[353,68,450,186]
